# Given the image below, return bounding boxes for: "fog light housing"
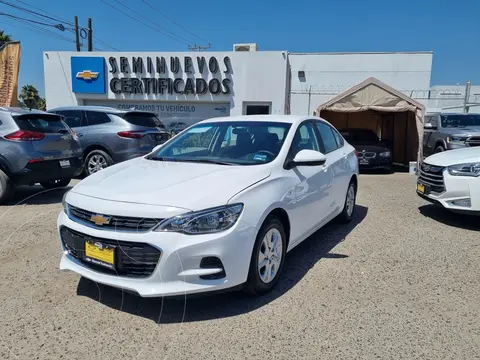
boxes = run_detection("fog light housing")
[449,198,471,207]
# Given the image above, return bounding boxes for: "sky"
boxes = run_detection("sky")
[0,0,479,97]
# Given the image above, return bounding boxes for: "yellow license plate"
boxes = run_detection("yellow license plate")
[85,242,114,267]
[417,183,425,193]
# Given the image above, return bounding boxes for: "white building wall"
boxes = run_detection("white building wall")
[43,51,289,125]
[289,52,433,115]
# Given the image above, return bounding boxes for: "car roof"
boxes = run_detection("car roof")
[200,115,320,125]
[0,107,54,116]
[48,105,155,115]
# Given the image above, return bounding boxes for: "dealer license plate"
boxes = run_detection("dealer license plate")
[59,159,70,168]
[417,183,425,194]
[85,242,115,269]
[359,158,369,165]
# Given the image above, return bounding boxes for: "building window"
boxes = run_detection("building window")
[243,102,272,115]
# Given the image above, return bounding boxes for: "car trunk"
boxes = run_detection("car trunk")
[13,114,79,162]
[121,112,170,145]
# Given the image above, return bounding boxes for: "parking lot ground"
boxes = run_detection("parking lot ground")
[0,174,479,360]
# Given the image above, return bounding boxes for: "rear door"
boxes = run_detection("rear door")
[14,114,80,161]
[314,120,349,210]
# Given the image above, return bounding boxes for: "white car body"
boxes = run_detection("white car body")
[57,115,359,297]
[417,147,480,214]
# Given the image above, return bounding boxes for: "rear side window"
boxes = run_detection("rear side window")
[332,129,344,147]
[123,112,165,128]
[14,115,68,133]
[55,110,84,128]
[85,111,111,126]
[315,121,339,153]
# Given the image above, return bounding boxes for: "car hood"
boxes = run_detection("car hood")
[353,144,390,153]
[424,147,480,166]
[443,126,480,135]
[71,157,271,210]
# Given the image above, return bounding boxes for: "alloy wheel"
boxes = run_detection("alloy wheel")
[346,184,356,217]
[258,228,283,284]
[88,154,108,174]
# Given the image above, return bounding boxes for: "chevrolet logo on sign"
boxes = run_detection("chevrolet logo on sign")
[89,214,111,226]
[76,70,99,81]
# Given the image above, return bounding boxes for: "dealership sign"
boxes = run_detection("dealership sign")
[108,55,232,96]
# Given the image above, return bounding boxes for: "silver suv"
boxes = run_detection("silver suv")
[424,113,480,156]
[0,107,83,203]
[49,106,170,176]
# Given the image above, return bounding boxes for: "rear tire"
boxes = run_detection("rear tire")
[40,178,71,190]
[85,150,113,176]
[245,216,287,295]
[0,169,13,204]
[337,180,357,224]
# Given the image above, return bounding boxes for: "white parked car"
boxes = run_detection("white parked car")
[58,115,359,297]
[417,147,480,214]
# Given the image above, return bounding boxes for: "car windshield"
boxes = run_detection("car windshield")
[122,112,165,128]
[148,121,292,165]
[14,114,69,133]
[441,114,480,128]
[340,129,379,145]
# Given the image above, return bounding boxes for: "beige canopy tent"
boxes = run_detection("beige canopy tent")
[314,77,425,166]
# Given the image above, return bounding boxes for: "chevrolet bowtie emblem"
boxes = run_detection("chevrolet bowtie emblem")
[76,70,99,81]
[90,214,111,226]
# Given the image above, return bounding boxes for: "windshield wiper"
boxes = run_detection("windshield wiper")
[149,156,168,161]
[174,159,236,166]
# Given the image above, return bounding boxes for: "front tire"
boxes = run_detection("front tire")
[435,145,445,153]
[0,169,13,204]
[245,216,287,295]
[40,178,71,190]
[337,180,357,224]
[85,150,113,176]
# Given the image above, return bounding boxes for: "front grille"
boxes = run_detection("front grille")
[60,226,161,278]
[466,136,480,147]
[67,204,161,232]
[418,162,445,193]
[358,152,376,159]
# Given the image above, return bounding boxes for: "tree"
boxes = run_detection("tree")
[19,84,41,109]
[0,30,12,47]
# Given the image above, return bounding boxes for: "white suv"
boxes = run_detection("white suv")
[417,147,480,214]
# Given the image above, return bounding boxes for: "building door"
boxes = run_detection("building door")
[243,102,271,115]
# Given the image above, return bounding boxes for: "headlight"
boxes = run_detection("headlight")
[62,191,69,210]
[447,162,480,177]
[379,151,391,157]
[447,135,468,143]
[154,203,244,234]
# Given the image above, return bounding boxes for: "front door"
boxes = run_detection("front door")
[286,122,333,243]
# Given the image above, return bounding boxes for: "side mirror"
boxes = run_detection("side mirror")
[286,149,326,169]
[424,123,437,130]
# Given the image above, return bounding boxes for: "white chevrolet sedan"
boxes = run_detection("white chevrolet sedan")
[58,115,359,297]
[417,147,480,214]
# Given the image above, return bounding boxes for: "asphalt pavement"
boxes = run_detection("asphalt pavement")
[0,174,478,360]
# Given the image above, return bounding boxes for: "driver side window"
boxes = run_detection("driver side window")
[289,123,320,158]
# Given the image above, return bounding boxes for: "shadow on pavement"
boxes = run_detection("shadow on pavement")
[3,185,71,206]
[77,205,368,324]
[418,204,480,231]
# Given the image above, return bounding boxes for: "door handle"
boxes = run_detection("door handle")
[77,132,84,137]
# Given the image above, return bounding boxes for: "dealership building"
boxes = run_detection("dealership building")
[43,46,434,129]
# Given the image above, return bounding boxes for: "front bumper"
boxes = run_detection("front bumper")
[12,157,84,185]
[417,170,480,213]
[57,210,257,297]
